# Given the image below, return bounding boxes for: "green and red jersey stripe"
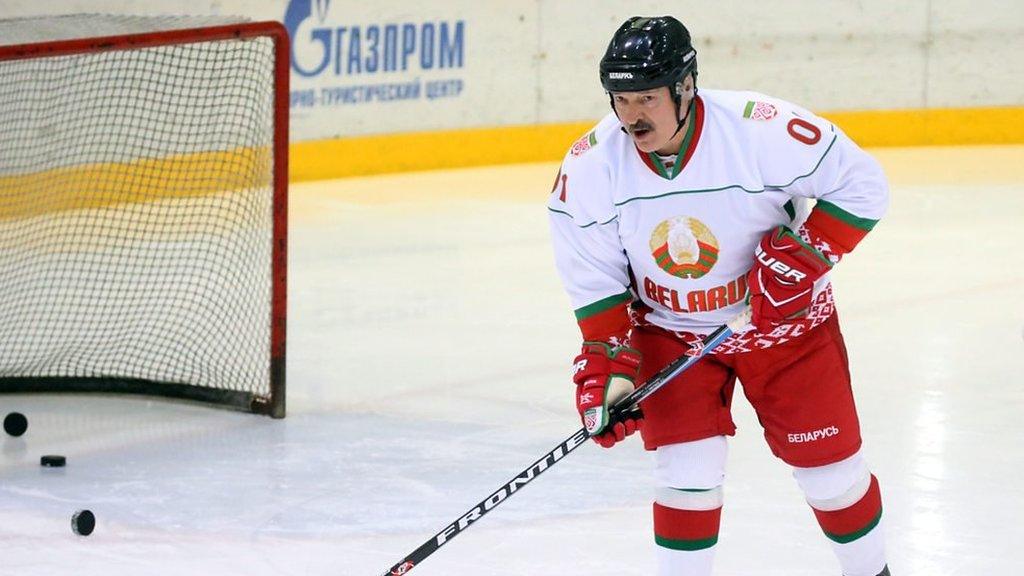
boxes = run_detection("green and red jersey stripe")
[805,200,879,254]
[574,290,632,342]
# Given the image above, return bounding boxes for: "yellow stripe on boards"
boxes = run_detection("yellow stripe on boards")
[0,147,272,221]
[290,106,1024,180]
[290,122,594,181]
[822,106,1024,147]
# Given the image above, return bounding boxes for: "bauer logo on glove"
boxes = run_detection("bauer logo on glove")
[753,244,810,283]
[746,226,832,333]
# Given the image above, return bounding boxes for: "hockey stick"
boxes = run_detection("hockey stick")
[378,308,752,576]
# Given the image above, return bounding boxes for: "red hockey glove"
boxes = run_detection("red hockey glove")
[572,342,643,448]
[746,226,833,333]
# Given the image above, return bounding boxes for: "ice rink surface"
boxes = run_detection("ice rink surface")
[1,145,1022,575]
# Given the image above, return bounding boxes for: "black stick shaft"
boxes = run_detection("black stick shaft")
[379,427,590,576]
[378,309,749,576]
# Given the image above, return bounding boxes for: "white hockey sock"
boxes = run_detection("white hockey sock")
[827,513,886,576]
[656,542,717,576]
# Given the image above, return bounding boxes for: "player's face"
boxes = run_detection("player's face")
[611,87,679,153]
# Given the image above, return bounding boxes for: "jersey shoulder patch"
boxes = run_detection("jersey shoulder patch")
[702,89,780,122]
[740,99,779,122]
[569,130,599,157]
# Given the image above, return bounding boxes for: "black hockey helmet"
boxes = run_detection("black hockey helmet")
[599,16,697,96]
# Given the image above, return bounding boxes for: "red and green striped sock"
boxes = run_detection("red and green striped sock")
[812,474,883,543]
[653,500,721,575]
[811,474,888,575]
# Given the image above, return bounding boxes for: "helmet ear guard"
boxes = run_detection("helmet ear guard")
[672,80,688,103]
[676,79,694,96]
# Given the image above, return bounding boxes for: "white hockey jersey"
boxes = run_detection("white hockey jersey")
[548,89,888,352]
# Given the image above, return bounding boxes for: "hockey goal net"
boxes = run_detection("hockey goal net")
[0,15,288,417]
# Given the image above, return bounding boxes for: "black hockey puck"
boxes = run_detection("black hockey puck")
[3,412,27,437]
[40,455,66,467]
[71,509,95,536]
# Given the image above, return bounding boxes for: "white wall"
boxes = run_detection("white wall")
[2,0,1022,142]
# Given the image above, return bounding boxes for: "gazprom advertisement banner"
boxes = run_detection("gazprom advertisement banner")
[283,0,538,140]
[3,0,1020,142]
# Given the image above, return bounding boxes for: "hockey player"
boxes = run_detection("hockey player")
[548,16,891,576]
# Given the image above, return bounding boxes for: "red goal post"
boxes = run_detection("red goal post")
[0,16,288,417]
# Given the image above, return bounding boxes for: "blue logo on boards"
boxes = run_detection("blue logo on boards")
[284,0,466,109]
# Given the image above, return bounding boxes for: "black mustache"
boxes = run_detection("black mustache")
[628,121,654,134]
